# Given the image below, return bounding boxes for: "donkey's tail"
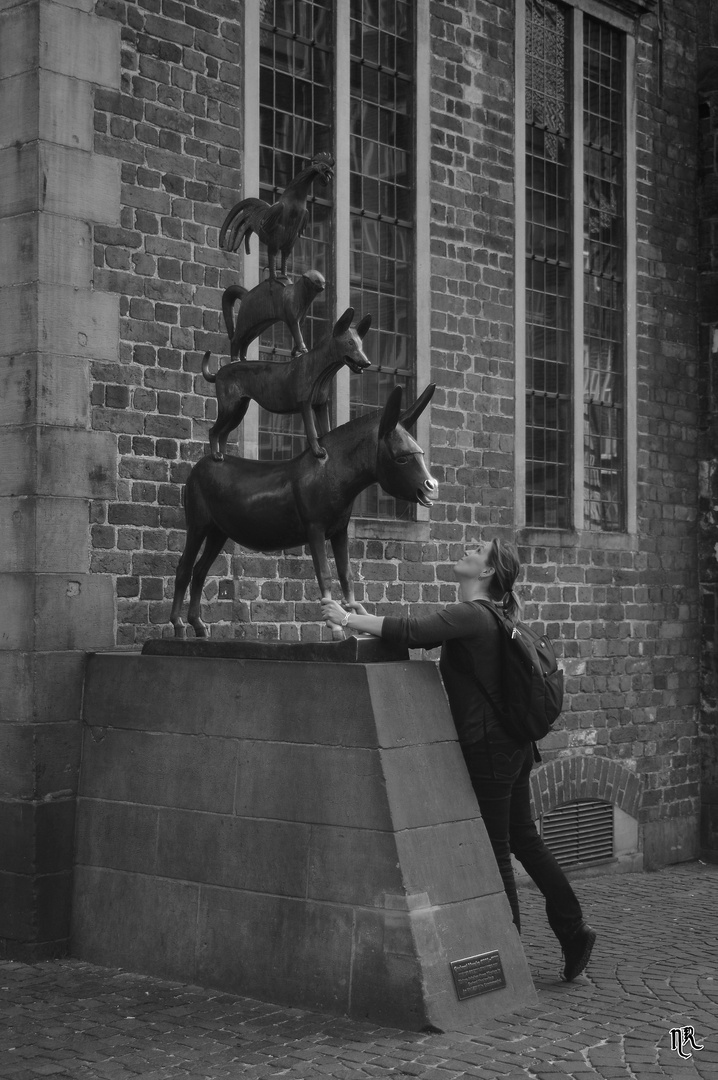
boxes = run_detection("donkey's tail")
[222,284,248,339]
[201,351,217,383]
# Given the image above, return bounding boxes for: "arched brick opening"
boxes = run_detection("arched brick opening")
[530,756,643,821]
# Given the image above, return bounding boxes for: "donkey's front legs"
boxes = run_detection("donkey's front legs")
[330,530,355,607]
[307,526,333,601]
[308,527,344,639]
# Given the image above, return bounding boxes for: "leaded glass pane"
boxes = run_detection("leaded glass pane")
[349,0,416,520]
[525,3,626,532]
[583,15,625,530]
[257,3,334,460]
[525,0,572,529]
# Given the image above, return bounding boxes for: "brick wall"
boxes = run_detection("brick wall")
[597,0,700,855]
[89,2,703,860]
[89,0,520,646]
[90,0,243,644]
[428,1,516,538]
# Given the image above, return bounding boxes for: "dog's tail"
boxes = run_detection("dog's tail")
[201,351,217,383]
[222,284,248,339]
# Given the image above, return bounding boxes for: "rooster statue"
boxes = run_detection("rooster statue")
[218,152,335,282]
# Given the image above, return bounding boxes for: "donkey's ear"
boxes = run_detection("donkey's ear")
[356,313,372,339]
[399,383,436,430]
[378,386,404,439]
[333,307,354,336]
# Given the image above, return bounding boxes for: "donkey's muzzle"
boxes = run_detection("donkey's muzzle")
[416,476,439,507]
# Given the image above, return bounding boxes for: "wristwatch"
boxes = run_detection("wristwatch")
[340,611,350,627]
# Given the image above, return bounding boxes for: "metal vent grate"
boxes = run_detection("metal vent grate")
[541,799,614,868]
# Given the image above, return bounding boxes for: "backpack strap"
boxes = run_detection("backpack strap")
[472,665,502,718]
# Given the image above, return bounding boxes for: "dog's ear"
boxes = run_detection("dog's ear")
[356,314,372,340]
[333,308,354,337]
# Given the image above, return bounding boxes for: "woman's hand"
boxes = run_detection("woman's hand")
[321,599,369,627]
[321,597,347,628]
[321,597,385,639]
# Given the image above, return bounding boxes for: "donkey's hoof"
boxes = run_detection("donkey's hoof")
[313,446,328,461]
[211,451,224,462]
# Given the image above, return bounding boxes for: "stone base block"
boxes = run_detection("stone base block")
[700,786,718,861]
[0,796,75,956]
[73,653,537,1031]
[642,815,700,870]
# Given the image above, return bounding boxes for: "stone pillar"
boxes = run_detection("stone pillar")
[698,0,718,863]
[0,0,121,957]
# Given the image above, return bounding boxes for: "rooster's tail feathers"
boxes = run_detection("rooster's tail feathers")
[219,198,266,252]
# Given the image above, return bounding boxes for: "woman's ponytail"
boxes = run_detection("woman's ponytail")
[501,588,521,624]
[488,539,522,624]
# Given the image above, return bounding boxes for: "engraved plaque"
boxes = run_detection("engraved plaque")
[450,950,506,1001]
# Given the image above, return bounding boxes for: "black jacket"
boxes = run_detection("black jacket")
[382,600,505,747]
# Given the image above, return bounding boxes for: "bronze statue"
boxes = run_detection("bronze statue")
[202,307,372,461]
[169,384,438,638]
[219,152,334,281]
[222,270,325,361]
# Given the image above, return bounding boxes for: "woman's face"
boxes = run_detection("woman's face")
[454,540,493,580]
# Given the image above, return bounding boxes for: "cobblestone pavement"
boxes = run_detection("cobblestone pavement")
[0,862,716,1079]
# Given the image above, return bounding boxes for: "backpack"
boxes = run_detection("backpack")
[474,601,564,745]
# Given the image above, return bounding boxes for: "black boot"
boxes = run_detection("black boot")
[561,922,597,981]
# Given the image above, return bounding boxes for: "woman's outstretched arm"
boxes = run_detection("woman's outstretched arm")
[321,598,384,637]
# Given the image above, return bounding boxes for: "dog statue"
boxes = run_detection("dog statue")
[222,270,325,361]
[202,307,371,461]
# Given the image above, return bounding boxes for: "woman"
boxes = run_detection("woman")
[322,538,597,982]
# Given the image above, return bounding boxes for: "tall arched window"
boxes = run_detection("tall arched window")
[244,1,430,525]
[516,0,637,534]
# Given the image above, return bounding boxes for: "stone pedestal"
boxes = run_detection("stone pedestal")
[72,653,537,1031]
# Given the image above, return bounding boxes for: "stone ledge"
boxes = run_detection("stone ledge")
[141,635,408,664]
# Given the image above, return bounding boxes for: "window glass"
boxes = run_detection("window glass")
[524,1,626,531]
[583,16,625,531]
[525,0,573,529]
[257,3,334,460]
[257,2,418,523]
[349,0,415,519]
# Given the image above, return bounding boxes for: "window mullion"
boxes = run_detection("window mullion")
[239,1,261,459]
[571,9,585,532]
[625,32,637,534]
[334,2,351,428]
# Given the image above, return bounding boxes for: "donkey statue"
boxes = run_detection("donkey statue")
[202,307,371,461]
[170,384,438,639]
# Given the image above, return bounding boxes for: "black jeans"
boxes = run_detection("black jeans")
[462,731,584,942]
